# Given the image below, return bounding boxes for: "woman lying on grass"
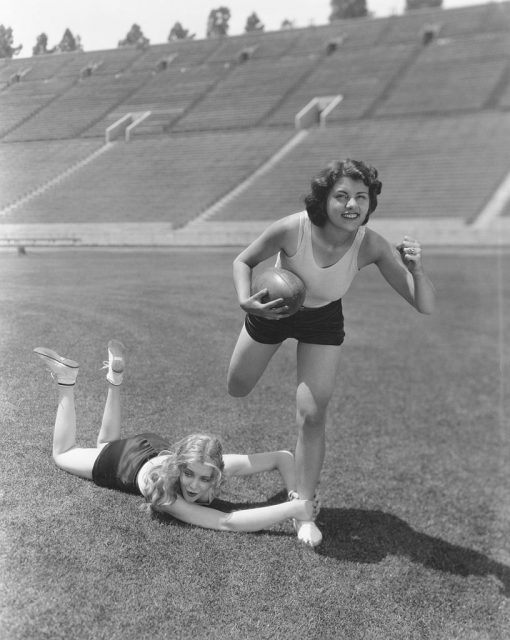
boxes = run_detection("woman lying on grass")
[34,339,314,533]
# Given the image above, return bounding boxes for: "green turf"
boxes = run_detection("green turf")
[1,248,509,639]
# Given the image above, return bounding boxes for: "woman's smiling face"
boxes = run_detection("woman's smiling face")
[180,461,214,503]
[325,176,370,229]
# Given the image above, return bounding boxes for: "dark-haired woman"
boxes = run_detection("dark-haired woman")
[227,159,435,547]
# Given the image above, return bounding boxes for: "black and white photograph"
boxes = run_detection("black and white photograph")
[1,0,509,638]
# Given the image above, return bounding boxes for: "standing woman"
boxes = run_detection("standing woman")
[227,159,435,547]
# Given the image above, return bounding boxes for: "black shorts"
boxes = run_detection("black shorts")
[245,298,345,346]
[92,432,171,494]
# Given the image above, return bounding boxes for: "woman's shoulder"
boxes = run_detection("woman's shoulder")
[359,226,394,265]
[271,211,305,232]
[363,226,384,246]
[260,212,304,252]
[277,212,306,255]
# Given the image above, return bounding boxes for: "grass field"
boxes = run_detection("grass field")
[1,247,509,639]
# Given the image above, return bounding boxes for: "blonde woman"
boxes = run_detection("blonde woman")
[34,340,313,533]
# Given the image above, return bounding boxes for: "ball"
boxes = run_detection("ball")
[252,267,306,316]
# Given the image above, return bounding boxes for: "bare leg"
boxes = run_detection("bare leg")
[227,325,281,397]
[53,384,78,457]
[38,342,126,480]
[97,383,122,446]
[52,384,101,480]
[97,338,126,445]
[293,342,342,545]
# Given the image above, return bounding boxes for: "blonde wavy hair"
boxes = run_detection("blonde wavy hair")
[142,433,225,510]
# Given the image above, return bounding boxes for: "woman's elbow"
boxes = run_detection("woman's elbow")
[219,513,237,532]
[233,255,248,269]
[417,299,435,315]
[417,306,433,315]
[412,293,435,315]
[277,450,294,466]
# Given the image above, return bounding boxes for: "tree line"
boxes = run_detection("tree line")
[0,1,443,59]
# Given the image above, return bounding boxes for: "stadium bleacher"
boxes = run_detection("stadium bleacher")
[173,54,323,132]
[0,77,77,137]
[212,112,510,222]
[0,2,508,246]
[375,31,510,116]
[207,28,299,62]
[0,139,104,210]
[1,130,295,225]
[267,43,420,125]
[83,62,231,138]
[3,72,152,141]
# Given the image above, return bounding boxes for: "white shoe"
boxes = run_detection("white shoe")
[102,339,125,385]
[34,347,79,386]
[288,490,323,547]
[293,519,323,548]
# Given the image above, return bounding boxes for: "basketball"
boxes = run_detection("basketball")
[252,267,306,316]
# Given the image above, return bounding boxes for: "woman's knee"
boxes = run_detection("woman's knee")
[297,406,327,431]
[296,390,330,429]
[53,452,64,468]
[227,371,254,397]
[228,329,280,397]
[53,448,96,479]
[297,396,328,427]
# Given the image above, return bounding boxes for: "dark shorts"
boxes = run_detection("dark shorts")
[245,298,345,346]
[92,432,171,494]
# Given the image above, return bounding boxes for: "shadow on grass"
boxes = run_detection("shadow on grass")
[317,507,510,596]
[151,494,510,596]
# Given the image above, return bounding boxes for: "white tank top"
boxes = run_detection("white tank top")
[276,211,365,308]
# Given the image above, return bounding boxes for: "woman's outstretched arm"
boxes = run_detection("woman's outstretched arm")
[156,495,312,532]
[223,451,296,491]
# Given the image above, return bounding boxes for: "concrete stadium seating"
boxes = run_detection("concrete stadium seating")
[83,63,229,138]
[3,72,151,141]
[0,130,294,225]
[267,43,419,125]
[0,139,104,209]
[375,32,510,116]
[1,2,509,245]
[0,77,76,137]
[206,29,299,62]
[172,55,322,131]
[129,38,221,70]
[213,112,510,224]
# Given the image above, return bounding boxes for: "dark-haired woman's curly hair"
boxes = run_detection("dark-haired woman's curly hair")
[304,159,382,227]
